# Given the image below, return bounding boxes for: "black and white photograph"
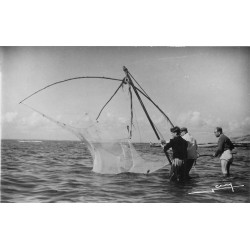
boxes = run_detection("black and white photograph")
[0,1,249,250]
[1,46,249,202]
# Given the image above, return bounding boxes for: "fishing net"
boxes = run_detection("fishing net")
[24,103,167,174]
[20,71,172,174]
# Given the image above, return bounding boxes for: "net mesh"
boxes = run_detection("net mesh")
[23,103,167,174]
[21,76,172,175]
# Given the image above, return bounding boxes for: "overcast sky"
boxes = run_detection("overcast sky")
[1,46,249,143]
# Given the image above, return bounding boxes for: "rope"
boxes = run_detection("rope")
[128,84,133,138]
[124,66,173,165]
[134,86,174,128]
[127,70,174,128]
[132,106,142,142]
[128,72,150,98]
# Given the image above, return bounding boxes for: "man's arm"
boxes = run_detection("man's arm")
[214,136,224,157]
[229,139,235,150]
[163,140,173,152]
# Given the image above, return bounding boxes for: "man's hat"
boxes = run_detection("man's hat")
[180,127,188,132]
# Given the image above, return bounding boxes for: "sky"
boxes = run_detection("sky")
[1,46,250,143]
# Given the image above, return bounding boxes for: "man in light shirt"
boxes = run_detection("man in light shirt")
[213,127,234,176]
[180,127,198,178]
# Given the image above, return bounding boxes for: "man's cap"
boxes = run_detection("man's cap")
[180,127,188,132]
[170,126,181,134]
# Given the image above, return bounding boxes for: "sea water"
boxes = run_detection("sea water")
[1,140,249,203]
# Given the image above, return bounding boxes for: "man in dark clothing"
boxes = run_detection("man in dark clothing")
[161,126,188,181]
[213,127,235,176]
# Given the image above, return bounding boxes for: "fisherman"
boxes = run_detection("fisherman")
[180,127,198,178]
[161,126,188,181]
[213,127,235,177]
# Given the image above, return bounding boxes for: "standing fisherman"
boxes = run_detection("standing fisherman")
[180,127,198,178]
[161,126,188,181]
[213,127,234,177]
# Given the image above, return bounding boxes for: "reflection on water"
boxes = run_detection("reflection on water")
[1,140,249,202]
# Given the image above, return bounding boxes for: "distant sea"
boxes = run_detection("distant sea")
[1,139,249,202]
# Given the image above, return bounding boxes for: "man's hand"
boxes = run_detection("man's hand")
[160,139,166,144]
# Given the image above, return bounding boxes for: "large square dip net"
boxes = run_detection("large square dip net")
[20,67,174,174]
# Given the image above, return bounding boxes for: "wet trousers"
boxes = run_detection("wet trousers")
[170,158,186,181]
[186,159,195,177]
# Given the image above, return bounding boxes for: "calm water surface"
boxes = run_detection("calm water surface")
[1,140,249,202]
